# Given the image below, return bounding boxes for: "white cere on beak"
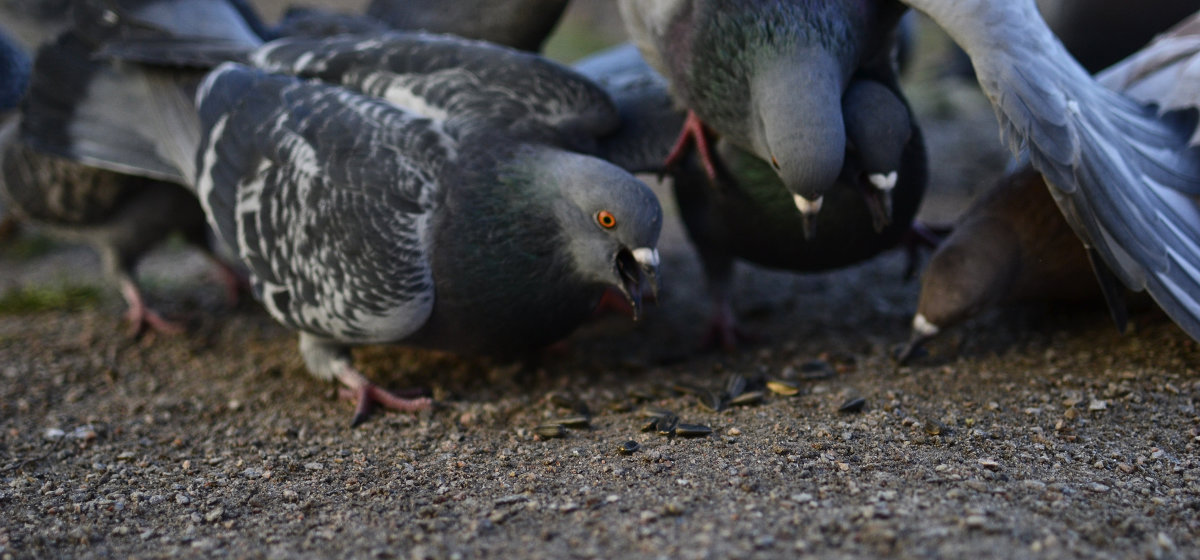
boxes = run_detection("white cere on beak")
[632,247,660,268]
[869,171,898,191]
[912,313,939,337]
[792,194,823,215]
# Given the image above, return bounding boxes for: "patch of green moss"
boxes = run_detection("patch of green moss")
[0,284,104,313]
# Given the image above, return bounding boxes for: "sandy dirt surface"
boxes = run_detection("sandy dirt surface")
[2,4,1199,560]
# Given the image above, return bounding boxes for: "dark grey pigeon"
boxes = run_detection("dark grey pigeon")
[617,0,909,235]
[365,0,569,52]
[842,78,914,232]
[575,44,927,350]
[37,1,663,424]
[903,1,1200,343]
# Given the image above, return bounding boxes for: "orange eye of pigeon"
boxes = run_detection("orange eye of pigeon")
[596,210,617,229]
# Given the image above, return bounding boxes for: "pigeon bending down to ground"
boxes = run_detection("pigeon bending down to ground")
[365,0,569,52]
[1,32,244,335]
[576,44,927,350]
[901,1,1200,344]
[617,0,910,235]
[842,78,914,232]
[896,166,1101,362]
[36,1,663,424]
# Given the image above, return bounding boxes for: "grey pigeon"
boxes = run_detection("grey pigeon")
[39,1,663,424]
[2,31,243,335]
[576,44,927,350]
[617,0,910,235]
[366,0,569,52]
[902,1,1200,343]
[896,166,1101,363]
[842,78,914,231]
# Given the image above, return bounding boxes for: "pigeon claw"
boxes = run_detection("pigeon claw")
[340,382,433,427]
[664,111,719,182]
[121,281,185,337]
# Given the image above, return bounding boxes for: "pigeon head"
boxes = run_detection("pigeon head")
[750,48,848,238]
[843,79,912,192]
[524,146,663,319]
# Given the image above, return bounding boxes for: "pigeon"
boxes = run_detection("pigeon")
[896,166,1101,362]
[842,77,914,232]
[575,43,927,350]
[366,0,570,52]
[617,0,910,235]
[901,1,1200,343]
[36,1,663,424]
[2,31,243,335]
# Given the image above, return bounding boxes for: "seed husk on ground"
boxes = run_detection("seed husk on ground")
[799,360,836,380]
[839,396,866,413]
[550,415,591,429]
[675,424,713,438]
[728,391,765,407]
[617,440,640,455]
[535,424,567,439]
[767,380,801,396]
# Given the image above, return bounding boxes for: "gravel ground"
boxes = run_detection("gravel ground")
[1,4,1198,559]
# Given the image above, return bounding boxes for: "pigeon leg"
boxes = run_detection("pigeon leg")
[699,297,756,352]
[665,111,719,181]
[335,366,433,427]
[119,277,186,336]
[299,333,432,426]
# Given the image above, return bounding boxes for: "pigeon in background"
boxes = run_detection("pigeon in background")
[902,1,1200,344]
[2,31,244,335]
[617,0,910,236]
[896,166,1101,362]
[34,0,663,424]
[575,43,927,350]
[366,0,569,52]
[842,78,914,232]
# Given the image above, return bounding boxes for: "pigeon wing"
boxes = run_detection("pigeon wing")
[195,63,444,342]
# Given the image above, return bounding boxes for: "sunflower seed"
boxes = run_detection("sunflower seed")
[675,424,713,438]
[799,360,835,380]
[838,396,866,413]
[696,390,726,412]
[551,415,591,429]
[640,418,660,432]
[655,413,679,436]
[617,440,640,455]
[767,380,801,396]
[535,424,567,439]
[636,406,674,419]
[725,374,748,398]
[728,391,765,407]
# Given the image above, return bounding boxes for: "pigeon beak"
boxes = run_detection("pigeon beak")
[861,171,898,233]
[632,247,660,302]
[613,248,643,321]
[793,194,823,240]
[894,313,939,365]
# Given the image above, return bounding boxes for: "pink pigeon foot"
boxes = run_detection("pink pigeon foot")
[335,366,433,426]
